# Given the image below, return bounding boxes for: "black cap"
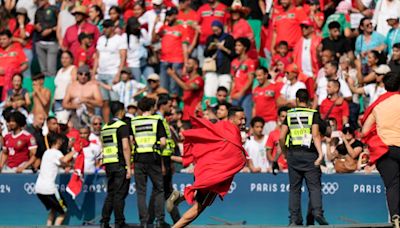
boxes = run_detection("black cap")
[307,0,320,4]
[166,7,178,16]
[32,73,45,80]
[342,124,355,135]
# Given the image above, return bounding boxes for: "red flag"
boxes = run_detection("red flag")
[361,92,399,164]
[182,117,247,204]
[66,137,89,199]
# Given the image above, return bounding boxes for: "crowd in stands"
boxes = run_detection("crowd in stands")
[0,0,399,175]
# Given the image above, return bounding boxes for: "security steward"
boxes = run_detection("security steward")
[279,89,329,226]
[148,94,181,224]
[100,101,132,228]
[131,97,168,227]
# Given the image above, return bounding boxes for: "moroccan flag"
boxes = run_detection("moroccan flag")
[66,137,89,199]
[182,117,247,204]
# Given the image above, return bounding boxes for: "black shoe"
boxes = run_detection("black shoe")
[155,221,170,228]
[315,215,329,225]
[306,213,315,225]
[100,223,111,228]
[115,223,131,228]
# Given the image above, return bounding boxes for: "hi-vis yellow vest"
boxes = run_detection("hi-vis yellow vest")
[101,120,126,164]
[286,108,316,146]
[160,117,175,157]
[131,115,160,154]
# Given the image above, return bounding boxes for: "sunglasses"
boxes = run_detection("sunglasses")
[93,122,101,125]
[364,23,373,27]
[79,72,90,76]
[148,79,157,83]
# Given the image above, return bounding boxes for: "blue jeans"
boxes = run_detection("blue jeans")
[232,93,252,128]
[130,58,155,83]
[159,62,183,96]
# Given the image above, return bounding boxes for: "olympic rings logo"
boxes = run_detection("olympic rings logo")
[321,182,339,195]
[24,182,36,195]
[128,184,136,195]
[228,181,237,194]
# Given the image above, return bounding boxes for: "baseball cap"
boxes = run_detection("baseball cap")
[386,12,399,20]
[286,64,299,74]
[147,73,160,81]
[32,73,45,81]
[121,67,132,75]
[152,0,163,5]
[56,110,70,125]
[342,124,355,134]
[374,64,391,75]
[300,19,314,27]
[127,101,138,108]
[77,64,90,74]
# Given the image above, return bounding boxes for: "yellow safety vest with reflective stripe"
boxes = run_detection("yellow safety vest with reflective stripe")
[286,108,316,146]
[160,117,175,157]
[101,120,126,164]
[131,115,160,154]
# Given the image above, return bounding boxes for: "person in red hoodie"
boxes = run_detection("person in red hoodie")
[166,106,247,228]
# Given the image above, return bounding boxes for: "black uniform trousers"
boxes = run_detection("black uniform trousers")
[101,163,130,226]
[287,148,323,225]
[148,157,181,223]
[376,146,400,218]
[134,161,165,225]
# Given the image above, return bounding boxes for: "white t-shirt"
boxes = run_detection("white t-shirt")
[58,10,76,39]
[112,80,146,107]
[280,80,306,101]
[83,143,102,173]
[316,71,352,105]
[35,149,63,195]
[97,34,128,75]
[123,31,150,68]
[103,0,118,19]
[16,0,37,23]
[89,133,101,146]
[301,38,313,77]
[364,84,387,106]
[54,65,75,100]
[139,9,166,46]
[244,136,269,172]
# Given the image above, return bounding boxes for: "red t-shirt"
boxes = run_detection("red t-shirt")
[4,130,37,168]
[159,24,188,63]
[231,58,256,96]
[273,7,307,49]
[12,23,35,49]
[197,2,229,44]
[320,98,349,130]
[182,74,204,121]
[265,128,288,170]
[63,22,100,60]
[177,9,198,44]
[73,46,94,68]
[0,43,28,86]
[253,82,280,122]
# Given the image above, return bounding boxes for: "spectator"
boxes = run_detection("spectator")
[271,41,292,68]
[244,116,269,173]
[321,0,352,38]
[4,74,31,112]
[88,5,104,33]
[54,51,77,113]
[12,7,34,79]
[293,19,321,79]
[385,13,400,58]
[79,126,102,173]
[320,79,349,130]
[177,0,200,55]
[355,17,386,65]
[34,132,74,226]
[155,7,188,97]
[277,64,306,108]
[109,6,124,35]
[306,0,324,35]
[197,0,229,65]
[168,57,204,121]
[16,0,37,23]
[227,0,258,60]
[93,19,127,123]
[26,113,46,170]
[231,37,255,127]
[89,115,102,146]
[138,0,166,45]
[321,21,353,59]
[0,29,28,101]
[359,50,384,84]
[348,64,390,107]
[0,111,37,173]
[98,67,146,108]
[389,43,400,73]
[0,5,16,32]
[316,61,352,106]
[271,0,307,51]
[266,106,289,173]
[75,33,95,67]
[372,0,400,36]
[56,0,75,47]
[124,17,151,82]
[63,5,100,61]
[216,101,231,121]
[63,65,103,128]
[31,73,51,118]
[34,0,59,77]
[146,73,169,99]
[46,116,69,155]
[252,66,280,136]
[204,20,235,99]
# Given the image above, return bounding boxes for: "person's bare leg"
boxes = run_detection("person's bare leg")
[47,209,55,226]
[102,100,110,123]
[54,214,65,226]
[172,201,205,228]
